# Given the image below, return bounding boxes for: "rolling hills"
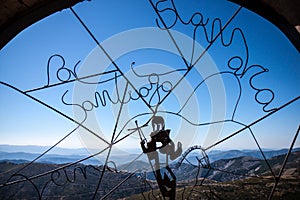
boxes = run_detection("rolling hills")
[0,148,299,199]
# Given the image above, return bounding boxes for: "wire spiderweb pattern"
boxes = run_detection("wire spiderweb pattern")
[0,0,299,199]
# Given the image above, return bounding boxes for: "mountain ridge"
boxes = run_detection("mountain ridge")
[0,150,299,199]
[0,144,299,167]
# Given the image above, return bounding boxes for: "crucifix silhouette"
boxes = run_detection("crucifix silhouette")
[137,116,182,200]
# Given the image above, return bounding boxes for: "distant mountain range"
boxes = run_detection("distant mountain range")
[0,151,101,165]
[0,144,299,167]
[119,147,300,171]
[0,144,142,165]
[172,150,300,182]
[207,147,300,162]
[0,144,91,155]
[0,150,299,199]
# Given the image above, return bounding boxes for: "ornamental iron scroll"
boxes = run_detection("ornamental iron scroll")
[0,0,299,200]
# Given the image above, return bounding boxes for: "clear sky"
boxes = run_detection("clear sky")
[0,0,299,155]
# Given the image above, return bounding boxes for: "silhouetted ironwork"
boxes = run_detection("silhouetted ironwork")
[0,0,299,199]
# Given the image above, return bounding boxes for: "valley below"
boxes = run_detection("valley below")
[0,146,299,199]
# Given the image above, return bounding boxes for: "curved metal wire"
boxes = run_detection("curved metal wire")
[0,0,299,200]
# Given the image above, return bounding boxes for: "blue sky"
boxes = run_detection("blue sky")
[0,0,299,153]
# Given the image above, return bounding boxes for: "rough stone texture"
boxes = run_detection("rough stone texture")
[0,0,83,49]
[0,0,40,25]
[267,0,300,50]
[262,0,300,27]
[0,0,299,49]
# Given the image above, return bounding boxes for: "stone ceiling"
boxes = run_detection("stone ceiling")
[0,0,82,49]
[0,0,299,50]
[262,0,299,30]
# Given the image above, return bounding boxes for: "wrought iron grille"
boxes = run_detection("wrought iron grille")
[0,0,299,199]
